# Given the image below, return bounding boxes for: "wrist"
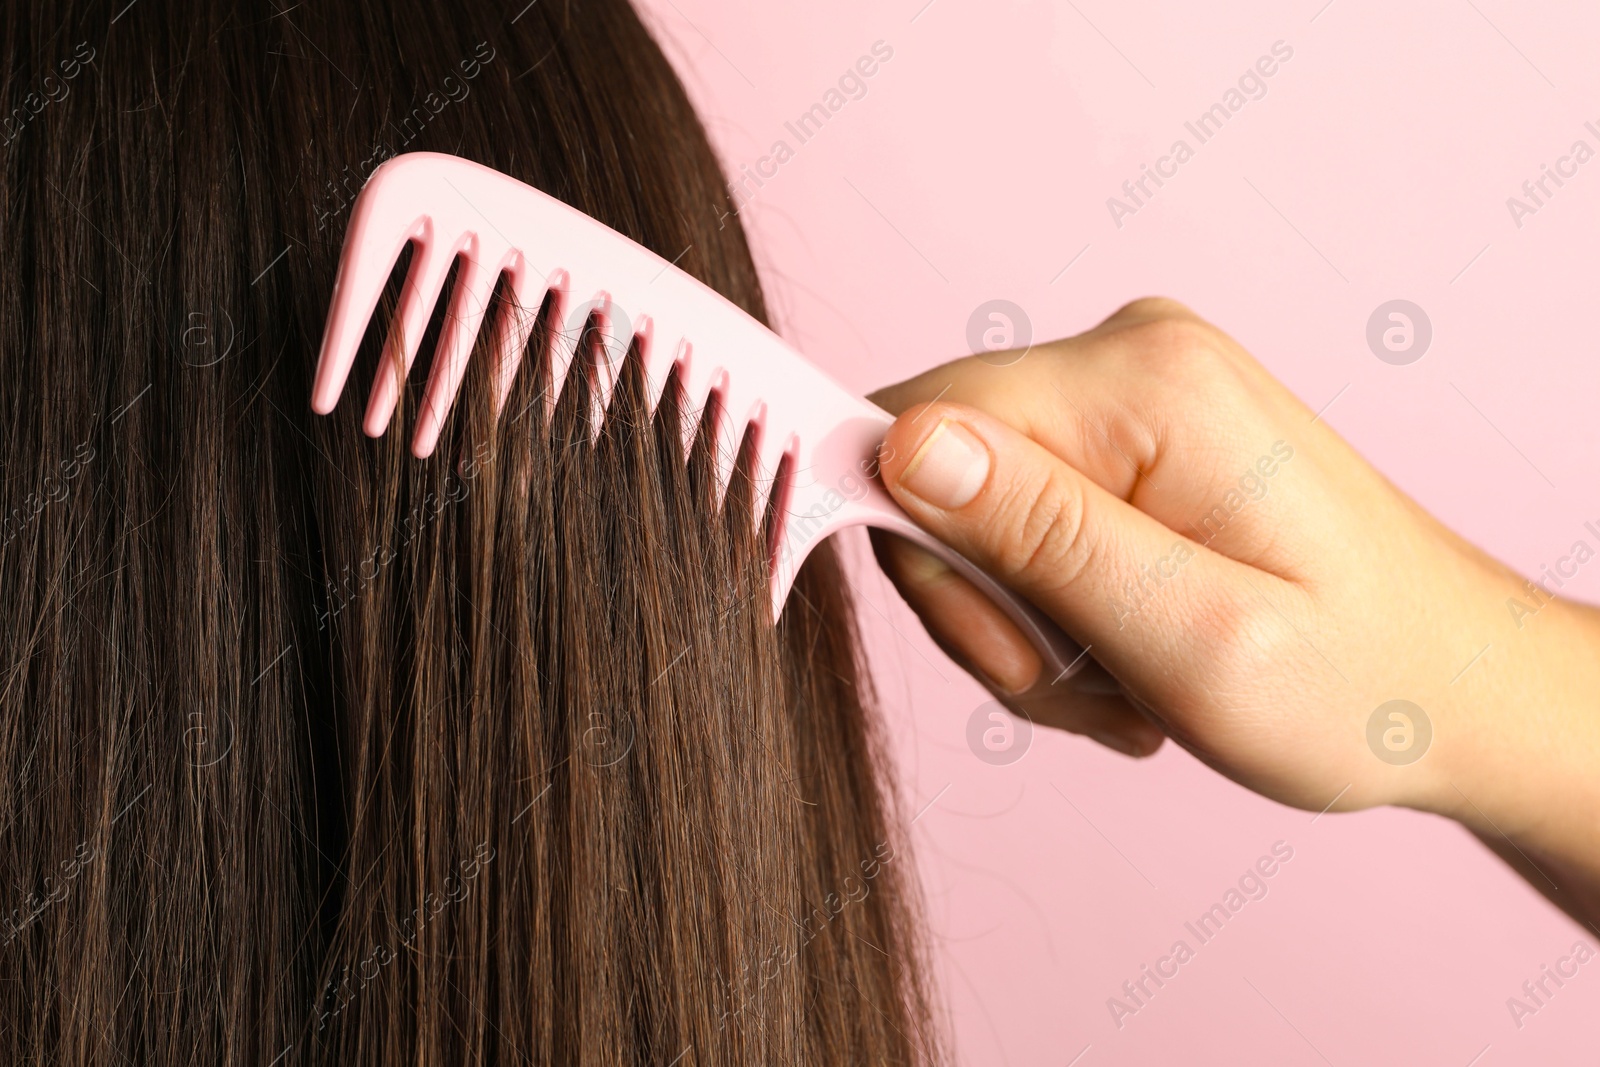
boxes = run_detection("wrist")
[1417,599,1600,862]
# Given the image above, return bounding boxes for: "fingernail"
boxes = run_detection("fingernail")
[981,660,1041,698]
[1088,730,1143,757]
[899,419,989,510]
[892,542,952,585]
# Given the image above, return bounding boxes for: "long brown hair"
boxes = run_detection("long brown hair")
[0,0,940,1062]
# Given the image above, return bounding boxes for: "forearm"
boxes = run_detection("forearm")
[1473,830,1600,933]
[1422,598,1600,930]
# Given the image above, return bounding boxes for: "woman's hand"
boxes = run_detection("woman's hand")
[870,298,1600,926]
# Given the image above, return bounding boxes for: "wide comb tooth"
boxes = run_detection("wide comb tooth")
[413,243,495,457]
[731,403,771,533]
[490,257,547,420]
[747,402,793,531]
[672,329,721,427]
[660,340,694,456]
[712,377,768,512]
[673,340,735,493]
[364,232,460,438]
[541,271,578,426]
[637,327,679,421]
[612,312,667,437]
[630,314,657,401]
[586,293,634,443]
[762,430,800,540]
[703,370,738,508]
[312,216,429,415]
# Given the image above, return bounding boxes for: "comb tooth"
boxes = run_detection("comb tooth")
[668,341,696,460]
[705,369,740,510]
[587,293,634,443]
[630,314,656,402]
[747,401,790,531]
[764,440,799,585]
[490,259,547,421]
[636,321,682,422]
[753,405,793,493]
[312,218,427,414]
[653,338,691,432]
[768,453,801,613]
[541,271,577,426]
[364,233,458,438]
[734,404,768,532]
[677,338,724,437]
[616,312,662,432]
[726,370,784,515]
[711,374,765,513]
[412,245,494,458]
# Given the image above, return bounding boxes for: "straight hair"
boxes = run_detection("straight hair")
[0,0,941,1062]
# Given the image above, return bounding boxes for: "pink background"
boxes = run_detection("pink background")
[633,0,1600,1062]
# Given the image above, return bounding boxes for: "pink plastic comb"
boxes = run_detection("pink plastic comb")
[310,152,1089,691]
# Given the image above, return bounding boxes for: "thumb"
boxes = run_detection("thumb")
[877,400,1251,693]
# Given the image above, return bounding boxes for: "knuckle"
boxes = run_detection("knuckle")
[1189,589,1297,693]
[1118,316,1226,374]
[1113,295,1198,324]
[1110,319,1245,414]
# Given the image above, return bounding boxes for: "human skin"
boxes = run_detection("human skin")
[868,297,1600,930]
